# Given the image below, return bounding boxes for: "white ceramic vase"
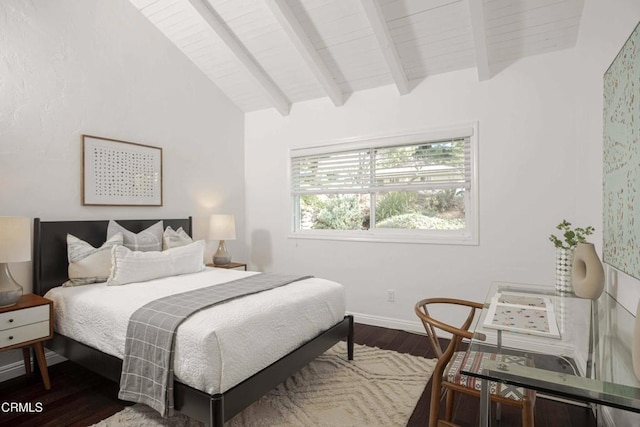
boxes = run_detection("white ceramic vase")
[571,242,605,300]
[555,247,574,294]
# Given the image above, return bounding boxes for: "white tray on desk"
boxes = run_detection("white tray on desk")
[483,292,561,339]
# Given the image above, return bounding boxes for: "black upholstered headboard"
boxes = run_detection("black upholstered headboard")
[33,217,192,296]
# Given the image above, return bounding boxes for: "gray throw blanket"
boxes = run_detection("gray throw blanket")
[118,272,312,416]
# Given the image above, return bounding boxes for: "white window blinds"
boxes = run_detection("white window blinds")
[291,137,470,195]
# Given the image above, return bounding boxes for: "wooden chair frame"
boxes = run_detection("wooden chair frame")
[415,298,535,427]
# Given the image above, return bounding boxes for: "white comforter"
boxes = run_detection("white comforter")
[44,268,346,394]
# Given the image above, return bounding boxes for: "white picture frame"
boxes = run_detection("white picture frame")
[82,135,163,206]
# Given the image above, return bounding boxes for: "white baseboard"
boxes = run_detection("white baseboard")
[0,350,66,383]
[348,311,434,336]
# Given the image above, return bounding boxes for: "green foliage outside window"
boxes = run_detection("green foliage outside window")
[376,213,464,230]
[376,192,418,222]
[301,194,369,230]
[300,190,465,231]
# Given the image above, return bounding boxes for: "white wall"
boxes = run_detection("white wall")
[245,51,579,331]
[245,1,640,332]
[0,0,245,368]
[0,0,247,280]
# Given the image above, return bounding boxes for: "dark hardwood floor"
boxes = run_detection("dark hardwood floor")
[0,323,596,426]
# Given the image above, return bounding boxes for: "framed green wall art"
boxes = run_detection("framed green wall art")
[603,21,640,280]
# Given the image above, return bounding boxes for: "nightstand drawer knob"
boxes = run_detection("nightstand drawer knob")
[8,319,14,323]
[8,336,13,340]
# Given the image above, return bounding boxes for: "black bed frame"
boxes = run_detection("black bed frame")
[32,217,354,426]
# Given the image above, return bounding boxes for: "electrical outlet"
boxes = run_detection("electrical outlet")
[387,289,395,302]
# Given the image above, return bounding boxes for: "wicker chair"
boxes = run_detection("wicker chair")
[415,298,535,427]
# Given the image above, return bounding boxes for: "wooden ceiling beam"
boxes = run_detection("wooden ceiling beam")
[468,0,491,81]
[360,0,410,95]
[185,0,291,115]
[265,0,344,107]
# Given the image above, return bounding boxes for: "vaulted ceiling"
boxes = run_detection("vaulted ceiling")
[129,0,585,115]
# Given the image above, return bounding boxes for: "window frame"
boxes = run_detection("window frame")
[289,123,479,245]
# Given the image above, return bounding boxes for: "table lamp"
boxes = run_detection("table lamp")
[209,214,235,265]
[0,217,31,307]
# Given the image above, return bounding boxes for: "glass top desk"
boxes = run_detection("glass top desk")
[461,282,640,426]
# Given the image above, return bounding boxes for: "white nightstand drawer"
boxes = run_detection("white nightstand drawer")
[0,305,49,331]
[0,321,50,348]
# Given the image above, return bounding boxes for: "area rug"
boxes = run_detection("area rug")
[93,342,435,427]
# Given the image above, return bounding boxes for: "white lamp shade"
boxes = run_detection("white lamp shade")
[209,215,236,241]
[0,217,31,263]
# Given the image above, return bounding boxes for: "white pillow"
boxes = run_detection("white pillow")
[107,220,163,252]
[107,240,205,286]
[163,226,193,250]
[64,232,123,287]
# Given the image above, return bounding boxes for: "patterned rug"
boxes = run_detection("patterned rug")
[93,342,435,427]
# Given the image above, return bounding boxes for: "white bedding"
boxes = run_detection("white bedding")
[44,268,346,394]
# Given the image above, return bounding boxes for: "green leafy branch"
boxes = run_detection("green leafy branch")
[549,220,594,250]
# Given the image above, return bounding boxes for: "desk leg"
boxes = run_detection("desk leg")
[586,300,600,420]
[33,342,51,390]
[479,379,490,427]
[586,300,600,380]
[495,330,502,422]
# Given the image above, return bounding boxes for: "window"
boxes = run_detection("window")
[290,125,478,244]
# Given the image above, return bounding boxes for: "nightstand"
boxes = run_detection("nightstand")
[206,262,247,271]
[0,294,53,390]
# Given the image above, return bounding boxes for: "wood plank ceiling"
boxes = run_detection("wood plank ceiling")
[129,0,585,115]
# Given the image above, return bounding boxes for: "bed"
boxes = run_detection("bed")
[32,217,354,426]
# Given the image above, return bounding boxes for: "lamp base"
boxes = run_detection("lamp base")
[213,240,231,265]
[0,263,23,308]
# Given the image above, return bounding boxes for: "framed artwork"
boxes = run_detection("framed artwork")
[603,21,640,280]
[82,135,163,206]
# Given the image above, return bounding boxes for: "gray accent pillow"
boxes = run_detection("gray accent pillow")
[107,220,163,252]
[64,232,123,287]
[162,226,193,250]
